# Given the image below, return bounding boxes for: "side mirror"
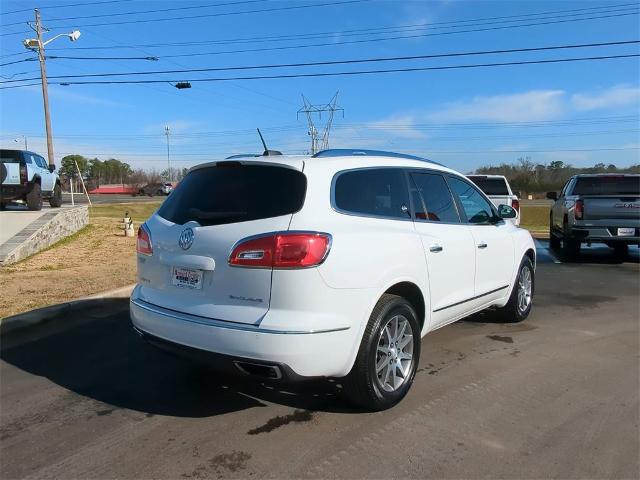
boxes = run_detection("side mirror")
[498,204,517,219]
[546,191,558,201]
[48,165,56,173]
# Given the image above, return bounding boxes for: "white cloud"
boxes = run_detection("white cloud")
[571,85,640,111]
[426,90,566,122]
[367,115,426,139]
[21,85,127,108]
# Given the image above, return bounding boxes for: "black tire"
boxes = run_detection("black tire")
[342,294,421,411]
[495,256,535,323]
[561,238,581,258]
[26,182,43,211]
[49,183,62,207]
[0,202,6,210]
[613,243,629,258]
[549,216,560,250]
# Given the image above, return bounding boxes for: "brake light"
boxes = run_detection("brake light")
[229,232,331,269]
[511,198,520,212]
[574,199,584,220]
[19,164,27,185]
[136,224,153,255]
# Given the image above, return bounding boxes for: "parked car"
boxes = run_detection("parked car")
[161,182,173,195]
[0,149,62,210]
[547,174,640,257]
[130,149,535,410]
[467,175,520,225]
[136,183,165,197]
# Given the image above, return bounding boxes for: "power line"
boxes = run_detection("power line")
[4,40,635,83]
[2,53,639,88]
[0,0,132,16]
[0,0,364,34]
[0,57,37,67]
[0,0,269,27]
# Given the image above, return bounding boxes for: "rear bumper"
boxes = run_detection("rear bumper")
[0,183,30,202]
[129,286,356,379]
[568,225,640,244]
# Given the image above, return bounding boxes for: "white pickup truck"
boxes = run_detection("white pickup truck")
[467,175,520,225]
[0,149,62,210]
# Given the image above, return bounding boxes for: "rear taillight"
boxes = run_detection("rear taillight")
[137,224,153,256]
[229,232,331,269]
[574,199,584,220]
[511,198,520,212]
[19,164,27,185]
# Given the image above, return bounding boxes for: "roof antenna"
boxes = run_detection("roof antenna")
[257,128,282,156]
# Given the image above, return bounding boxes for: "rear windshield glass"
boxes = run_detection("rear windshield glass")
[0,150,22,164]
[573,177,640,195]
[467,176,509,195]
[157,163,307,226]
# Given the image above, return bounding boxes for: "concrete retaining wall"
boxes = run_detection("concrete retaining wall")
[0,206,88,266]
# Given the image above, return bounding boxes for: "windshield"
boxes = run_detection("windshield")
[157,163,307,226]
[467,176,510,195]
[573,176,640,195]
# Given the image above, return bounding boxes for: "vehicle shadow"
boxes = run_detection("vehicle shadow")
[551,244,640,265]
[0,299,356,418]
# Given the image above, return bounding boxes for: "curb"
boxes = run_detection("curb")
[0,284,135,336]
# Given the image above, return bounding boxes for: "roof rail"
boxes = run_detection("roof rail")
[312,149,444,166]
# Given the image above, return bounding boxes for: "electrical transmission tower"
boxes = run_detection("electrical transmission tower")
[297,92,344,155]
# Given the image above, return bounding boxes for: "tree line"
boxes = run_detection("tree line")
[474,158,640,193]
[59,155,188,189]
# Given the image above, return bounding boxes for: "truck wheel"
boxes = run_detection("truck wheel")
[26,183,43,211]
[562,239,581,258]
[0,202,6,210]
[549,216,560,250]
[613,244,629,258]
[49,183,62,208]
[342,294,420,411]
[495,256,534,323]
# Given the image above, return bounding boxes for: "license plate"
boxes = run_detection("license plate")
[171,266,203,289]
[617,227,635,237]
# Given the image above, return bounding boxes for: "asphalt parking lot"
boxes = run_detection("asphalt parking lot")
[1,242,638,479]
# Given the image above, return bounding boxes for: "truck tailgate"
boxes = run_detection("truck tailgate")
[582,196,640,221]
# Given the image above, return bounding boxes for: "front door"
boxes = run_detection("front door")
[447,176,515,304]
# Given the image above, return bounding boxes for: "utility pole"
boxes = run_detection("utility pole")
[35,10,54,168]
[24,11,80,168]
[297,92,344,155]
[164,125,171,181]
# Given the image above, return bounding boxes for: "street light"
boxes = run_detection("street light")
[22,9,80,170]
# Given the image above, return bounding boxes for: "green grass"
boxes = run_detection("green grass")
[520,206,549,232]
[90,201,163,222]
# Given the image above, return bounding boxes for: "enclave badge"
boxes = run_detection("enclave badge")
[178,227,194,250]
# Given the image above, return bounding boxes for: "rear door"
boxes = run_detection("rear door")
[409,171,476,327]
[138,160,307,325]
[447,175,515,303]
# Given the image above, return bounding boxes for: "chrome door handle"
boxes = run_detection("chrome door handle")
[477,242,488,249]
[429,244,443,253]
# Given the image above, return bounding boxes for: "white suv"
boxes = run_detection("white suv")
[130,149,535,410]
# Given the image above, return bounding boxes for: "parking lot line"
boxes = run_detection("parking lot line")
[534,238,562,264]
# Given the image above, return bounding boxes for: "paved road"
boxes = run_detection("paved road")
[61,193,166,205]
[1,245,638,479]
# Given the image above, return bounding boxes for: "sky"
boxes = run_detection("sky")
[0,0,639,173]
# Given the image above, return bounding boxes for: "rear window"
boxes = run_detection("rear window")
[334,168,410,219]
[157,163,307,226]
[467,176,510,195]
[0,150,22,164]
[573,176,640,195]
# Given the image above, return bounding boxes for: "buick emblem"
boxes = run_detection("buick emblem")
[178,227,194,250]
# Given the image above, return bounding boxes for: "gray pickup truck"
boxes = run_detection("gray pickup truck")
[547,174,640,256]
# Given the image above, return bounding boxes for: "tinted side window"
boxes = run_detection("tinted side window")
[410,173,460,223]
[334,168,410,219]
[37,156,48,168]
[448,176,495,224]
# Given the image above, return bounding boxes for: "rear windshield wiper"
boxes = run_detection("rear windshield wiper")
[187,208,247,220]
